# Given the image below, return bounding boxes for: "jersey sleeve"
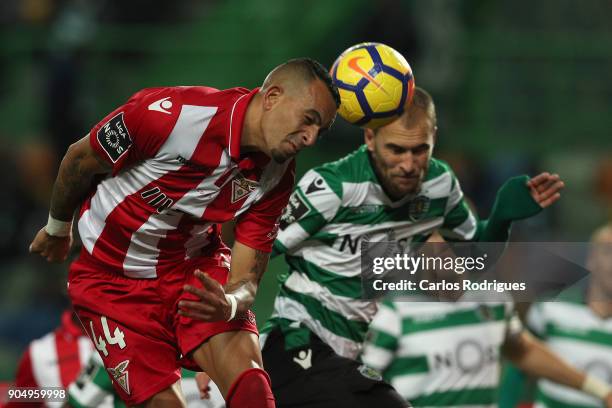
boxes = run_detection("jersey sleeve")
[439,171,478,241]
[273,167,343,255]
[361,300,401,373]
[525,302,547,338]
[234,161,296,253]
[504,301,524,338]
[88,87,181,173]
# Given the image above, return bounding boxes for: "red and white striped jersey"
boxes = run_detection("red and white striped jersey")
[11,311,93,408]
[77,86,294,278]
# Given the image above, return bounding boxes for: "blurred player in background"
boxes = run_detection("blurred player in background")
[362,266,612,407]
[67,352,225,408]
[29,58,339,408]
[526,223,612,408]
[242,87,564,407]
[7,310,94,408]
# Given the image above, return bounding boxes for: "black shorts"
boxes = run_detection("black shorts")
[262,328,410,408]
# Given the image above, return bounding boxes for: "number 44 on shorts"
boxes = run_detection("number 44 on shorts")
[89,316,126,357]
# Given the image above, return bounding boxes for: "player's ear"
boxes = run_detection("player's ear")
[262,85,283,111]
[364,128,375,151]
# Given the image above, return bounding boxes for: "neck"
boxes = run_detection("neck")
[240,93,264,154]
[587,283,612,318]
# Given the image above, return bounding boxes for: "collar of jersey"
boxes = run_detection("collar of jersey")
[229,87,260,162]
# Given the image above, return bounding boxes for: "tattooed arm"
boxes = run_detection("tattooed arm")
[29,135,111,262]
[179,241,270,322]
[225,242,269,313]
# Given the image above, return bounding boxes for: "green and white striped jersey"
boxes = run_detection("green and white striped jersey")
[361,300,519,407]
[263,145,477,358]
[68,352,225,408]
[527,301,612,408]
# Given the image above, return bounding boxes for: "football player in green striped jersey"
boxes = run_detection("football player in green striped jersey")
[363,289,612,407]
[258,87,565,407]
[526,224,612,408]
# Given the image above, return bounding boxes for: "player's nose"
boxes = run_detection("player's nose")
[301,126,318,147]
[399,151,415,173]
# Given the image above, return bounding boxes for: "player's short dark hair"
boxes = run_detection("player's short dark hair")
[411,87,435,119]
[284,58,341,108]
[373,87,436,134]
[399,86,437,130]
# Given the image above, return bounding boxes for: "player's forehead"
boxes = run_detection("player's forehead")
[377,119,433,148]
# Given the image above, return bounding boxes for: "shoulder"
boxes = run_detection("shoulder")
[125,86,252,112]
[179,86,251,106]
[304,145,372,200]
[425,157,455,181]
[421,157,459,199]
[321,145,371,182]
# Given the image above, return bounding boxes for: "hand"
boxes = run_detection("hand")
[29,227,73,262]
[527,172,565,208]
[195,372,212,400]
[178,270,231,322]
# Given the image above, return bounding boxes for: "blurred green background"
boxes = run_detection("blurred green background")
[1,0,611,389]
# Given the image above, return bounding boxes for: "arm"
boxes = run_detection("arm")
[360,300,401,374]
[29,136,111,262]
[49,136,111,222]
[30,88,178,262]
[178,242,269,322]
[179,160,295,322]
[225,241,269,312]
[178,234,272,322]
[503,331,612,406]
[179,166,343,321]
[272,167,343,257]
[475,172,564,242]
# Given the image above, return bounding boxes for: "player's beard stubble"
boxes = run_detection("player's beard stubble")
[270,134,301,164]
[369,150,428,201]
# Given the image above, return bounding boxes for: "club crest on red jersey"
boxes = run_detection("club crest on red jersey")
[231,177,258,203]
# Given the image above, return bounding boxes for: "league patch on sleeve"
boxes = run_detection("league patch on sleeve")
[96,113,132,163]
[305,177,326,194]
[279,191,311,230]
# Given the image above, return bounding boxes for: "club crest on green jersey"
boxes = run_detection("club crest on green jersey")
[408,196,431,221]
[358,364,382,381]
[280,191,311,229]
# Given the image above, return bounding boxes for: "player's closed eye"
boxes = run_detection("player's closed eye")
[388,145,405,155]
[413,144,430,155]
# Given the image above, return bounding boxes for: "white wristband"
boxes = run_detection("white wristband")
[582,375,612,400]
[225,294,238,321]
[45,214,72,237]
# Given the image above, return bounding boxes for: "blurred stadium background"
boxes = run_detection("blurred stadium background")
[1,0,611,395]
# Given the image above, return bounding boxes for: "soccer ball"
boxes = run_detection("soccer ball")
[331,42,415,129]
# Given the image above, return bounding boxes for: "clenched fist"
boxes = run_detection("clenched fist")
[29,227,73,262]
